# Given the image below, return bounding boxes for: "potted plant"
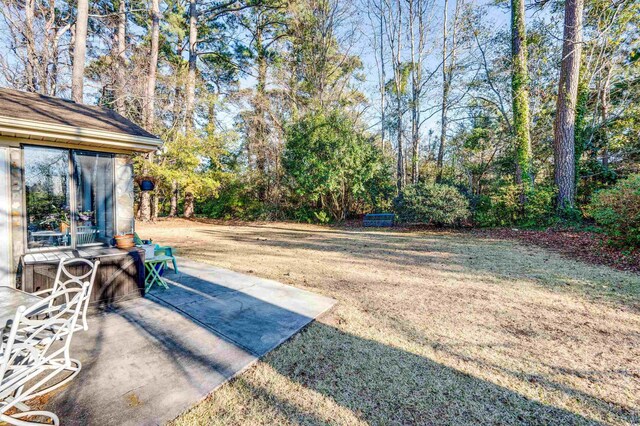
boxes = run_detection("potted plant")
[39,206,70,233]
[39,213,59,231]
[58,208,70,234]
[78,210,94,225]
[114,233,135,249]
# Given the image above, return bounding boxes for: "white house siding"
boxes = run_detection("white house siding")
[0,147,11,286]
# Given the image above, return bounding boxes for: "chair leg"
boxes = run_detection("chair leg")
[82,299,91,331]
[0,411,59,425]
[26,359,82,399]
[172,258,178,274]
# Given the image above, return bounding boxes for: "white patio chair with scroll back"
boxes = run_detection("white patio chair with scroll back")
[33,258,100,332]
[0,284,87,425]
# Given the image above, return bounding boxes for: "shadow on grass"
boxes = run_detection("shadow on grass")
[259,322,613,425]
[378,312,639,424]
[40,262,633,425]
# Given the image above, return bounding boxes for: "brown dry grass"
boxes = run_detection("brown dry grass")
[138,219,640,425]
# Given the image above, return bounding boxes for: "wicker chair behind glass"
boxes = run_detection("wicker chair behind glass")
[76,225,99,245]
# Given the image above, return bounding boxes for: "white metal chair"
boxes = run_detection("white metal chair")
[34,258,100,332]
[0,285,87,425]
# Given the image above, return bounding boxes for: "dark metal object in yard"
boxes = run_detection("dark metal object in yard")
[138,179,155,191]
[363,213,395,227]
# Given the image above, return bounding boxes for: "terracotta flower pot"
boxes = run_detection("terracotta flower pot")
[114,234,135,249]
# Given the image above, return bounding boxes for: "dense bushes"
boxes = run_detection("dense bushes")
[473,184,556,228]
[394,182,470,226]
[283,111,393,222]
[589,174,640,247]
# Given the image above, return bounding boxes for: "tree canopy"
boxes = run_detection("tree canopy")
[1,0,639,241]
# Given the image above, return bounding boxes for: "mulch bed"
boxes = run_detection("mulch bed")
[473,228,640,274]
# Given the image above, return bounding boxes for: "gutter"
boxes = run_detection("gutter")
[0,116,163,153]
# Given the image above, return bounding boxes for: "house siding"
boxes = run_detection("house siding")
[0,147,12,287]
[9,147,23,288]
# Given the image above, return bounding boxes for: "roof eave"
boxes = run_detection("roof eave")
[0,116,162,153]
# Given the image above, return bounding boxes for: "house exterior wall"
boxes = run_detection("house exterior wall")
[0,147,12,287]
[9,147,23,288]
[0,138,140,288]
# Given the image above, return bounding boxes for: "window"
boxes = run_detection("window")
[24,146,115,250]
[73,151,114,246]
[25,146,71,249]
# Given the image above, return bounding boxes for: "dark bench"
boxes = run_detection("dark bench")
[363,213,395,227]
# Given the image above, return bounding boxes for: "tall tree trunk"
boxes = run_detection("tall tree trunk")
[183,191,195,218]
[393,0,405,193]
[600,64,611,171]
[409,0,417,184]
[172,36,184,127]
[185,0,198,130]
[49,31,59,96]
[254,19,269,201]
[145,0,160,130]
[437,0,461,183]
[436,0,449,183]
[136,0,160,223]
[115,0,127,114]
[139,190,152,221]
[24,0,37,91]
[151,192,158,220]
[553,0,583,209]
[379,1,386,153]
[114,0,127,115]
[169,181,178,217]
[49,23,70,96]
[511,0,533,209]
[409,0,425,185]
[72,0,89,103]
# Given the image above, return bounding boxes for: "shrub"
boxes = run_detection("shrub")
[283,110,392,221]
[588,174,640,247]
[394,183,470,226]
[473,183,558,228]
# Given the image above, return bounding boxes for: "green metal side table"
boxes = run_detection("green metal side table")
[144,255,172,292]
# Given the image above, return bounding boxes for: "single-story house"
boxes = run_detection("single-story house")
[0,88,162,300]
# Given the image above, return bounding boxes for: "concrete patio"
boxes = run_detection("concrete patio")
[42,258,336,425]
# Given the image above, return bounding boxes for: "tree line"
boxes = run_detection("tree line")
[1,0,638,230]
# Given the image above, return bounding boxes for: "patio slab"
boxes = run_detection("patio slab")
[43,258,336,425]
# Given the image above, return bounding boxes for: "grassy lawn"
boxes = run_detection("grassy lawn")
[139,219,640,425]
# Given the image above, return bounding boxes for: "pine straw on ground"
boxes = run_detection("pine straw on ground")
[473,228,640,275]
[138,219,640,426]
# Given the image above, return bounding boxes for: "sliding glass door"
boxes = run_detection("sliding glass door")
[24,146,115,251]
[73,151,115,246]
